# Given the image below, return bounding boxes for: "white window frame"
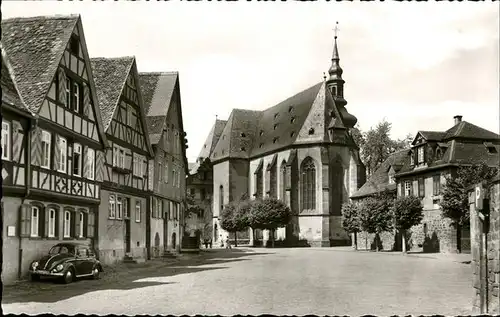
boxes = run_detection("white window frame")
[64,210,71,238]
[109,194,116,219]
[73,143,82,176]
[113,145,119,167]
[48,208,56,238]
[135,201,141,223]
[117,197,123,219]
[87,148,95,180]
[31,206,40,237]
[404,181,412,197]
[65,77,71,108]
[79,212,84,238]
[41,130,51,169]
[119,148,125,168]
[2,120,10,160]
[73,82,80,112]
[418,147,424,164]
[58,136,67,173]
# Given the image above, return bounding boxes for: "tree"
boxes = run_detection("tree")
[248,197,292,248]
[219,200,251,247]
[341,201,362,250]
[184,193,212,240]
[359,195,394,251]
[392,196,424,253]
[358,119,412,177]
[440,162,498,252]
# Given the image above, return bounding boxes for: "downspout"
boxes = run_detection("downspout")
[19,115,37,279]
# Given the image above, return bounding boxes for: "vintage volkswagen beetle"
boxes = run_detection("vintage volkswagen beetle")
[29,242,103,284]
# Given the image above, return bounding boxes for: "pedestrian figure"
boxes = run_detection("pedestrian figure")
[209,238,212,248]
[225,235,232,249]
[220,234,224,248]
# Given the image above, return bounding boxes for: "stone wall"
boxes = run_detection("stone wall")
[409,209,456,253]
[355,230,395,251]
[470,179,500,314]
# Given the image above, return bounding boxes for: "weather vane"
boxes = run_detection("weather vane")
[334,21,340,39]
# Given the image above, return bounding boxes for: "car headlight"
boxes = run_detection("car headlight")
[55,264,64,272]
[32,261,39,269]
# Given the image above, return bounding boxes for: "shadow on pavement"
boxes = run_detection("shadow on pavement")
[2,248,272,305]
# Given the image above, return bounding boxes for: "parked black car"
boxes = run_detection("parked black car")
[29,242,103,284]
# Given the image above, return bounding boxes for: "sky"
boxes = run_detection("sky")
[3,1,499,163]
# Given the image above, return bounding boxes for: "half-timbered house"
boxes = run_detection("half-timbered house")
[1,15,109,284]
[91,57,155,264]
[139,72,189,258]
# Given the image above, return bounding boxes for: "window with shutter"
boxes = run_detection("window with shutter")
[87,148,95,180]
[57,136,67,173]
[64,210,71,238]
[404,181,412,197]
[418,178,425,198]
[117,197,123,219]
[73,143,82,176]
[109,194,116,218]
[48,208,56,238]
[433,175,441,195]
[87,212,95,238]
[30,206,40,237]
[78,212,85,238]
[41,130,51,169]
[20,204,31,237]
[135,201,141,223]
[2,120,10,160]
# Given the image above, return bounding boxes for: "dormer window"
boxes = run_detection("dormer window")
[410,151,415,166]
[291,117,296,123]
[417,146,424,164]
[388,173,395,184]
[485,142,498,154]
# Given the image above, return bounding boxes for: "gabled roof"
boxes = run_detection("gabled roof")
[351,149,408,199]
[197,119,227,160]
[90,56,135,130]
[1,47,31,115]
[210,109,262,161]
[90,56,154,157]
[417,131,446,142]
[139,72,178,117]
[139,72,179,145]
[1,15,79,114]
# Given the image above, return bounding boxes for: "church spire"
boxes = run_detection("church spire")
[326,22,344,94]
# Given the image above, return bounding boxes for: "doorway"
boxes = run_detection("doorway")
[172,232,177,249]
[125,219,131,253]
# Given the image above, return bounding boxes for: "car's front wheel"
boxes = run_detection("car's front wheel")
[92,265,100,280]
[62,269,74,284]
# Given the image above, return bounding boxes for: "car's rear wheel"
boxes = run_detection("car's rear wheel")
[62,269,74,284]
[30,274,40,282]
[92,266,100,280]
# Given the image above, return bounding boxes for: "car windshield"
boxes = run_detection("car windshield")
[49,245,76,255]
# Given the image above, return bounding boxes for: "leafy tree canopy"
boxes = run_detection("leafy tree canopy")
[248,197,292,231]
[440,162,498,226]
[359,196,393,234]
[341,201,361,233]
[392,196,424,230]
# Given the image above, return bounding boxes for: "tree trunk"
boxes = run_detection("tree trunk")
[376,233,380,252]
[402,230,407,253]
[234,231,238,247]
[354,232,358,251]
[456,223,462,253]
[271,229,275,248]
[365,234,368,251]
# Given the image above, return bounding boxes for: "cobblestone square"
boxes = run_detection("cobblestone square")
[2,248,472,316]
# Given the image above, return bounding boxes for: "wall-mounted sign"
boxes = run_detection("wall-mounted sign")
[475,184,484,210]
[7,226,16,237]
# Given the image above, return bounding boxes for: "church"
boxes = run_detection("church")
[194,32,366,247]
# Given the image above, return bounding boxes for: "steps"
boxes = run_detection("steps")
[161,250,178,259]
[123,254,146,264]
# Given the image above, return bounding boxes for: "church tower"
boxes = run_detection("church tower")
[326,22,357,130]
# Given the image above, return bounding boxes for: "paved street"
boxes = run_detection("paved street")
[2,247,472,316]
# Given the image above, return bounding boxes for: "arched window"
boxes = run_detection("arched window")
[301,157,316,210]
[219,185,224,212]
[280,161,287,201]
[269,162,277,198]
[256,167,263,198]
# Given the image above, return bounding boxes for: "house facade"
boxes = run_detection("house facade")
[90,57,155,264]
[207,35,365,247]
[185,119,226,243]
[395,116,500,253]
[139,72,189,258]
[1,15,108,283]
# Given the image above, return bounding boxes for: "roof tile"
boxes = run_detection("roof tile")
[1,15,79,113]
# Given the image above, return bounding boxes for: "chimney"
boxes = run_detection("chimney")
[454,115,463,125]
